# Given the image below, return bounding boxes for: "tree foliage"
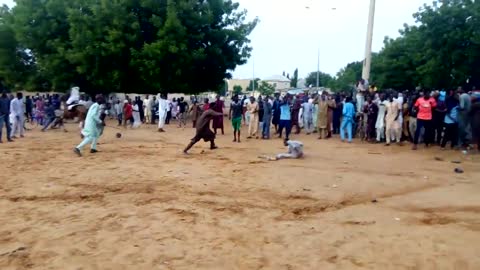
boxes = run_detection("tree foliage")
[233,84,242,95]
[0,0,258,95]
[246,78,260,91]
[290,68,298,88]
[305,71,334,88]
[257,81,275,96]
[328,0,480,91]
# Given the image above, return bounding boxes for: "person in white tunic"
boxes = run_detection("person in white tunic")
[375,94,387,142]
[10,92,25,138]
[132,100,142,128]
[158,94,168,132]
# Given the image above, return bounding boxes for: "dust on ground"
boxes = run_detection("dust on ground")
[1,120,480,269]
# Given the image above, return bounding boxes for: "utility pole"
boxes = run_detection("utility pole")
[361,0,376,82]
[252,56,255,94]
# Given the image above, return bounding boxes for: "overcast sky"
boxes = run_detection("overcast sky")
[1,0,430,79]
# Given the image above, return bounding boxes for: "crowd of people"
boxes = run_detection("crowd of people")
[1,86,479,155]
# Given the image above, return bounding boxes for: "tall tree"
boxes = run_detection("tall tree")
[305,71,334,88]
[290,68,298,88]
[246,78,260,91]
[6,0,258,94]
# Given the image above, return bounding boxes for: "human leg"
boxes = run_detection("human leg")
[278,120,285,138]
[340,119,347,141]
[423,120,433,146]
[346,120,353,142]
[76,136,93,150]
[441,123,453,148]
[385,123,392,144]
[413,119,425,147]
[184,137,200,153]
[285,120,292,140]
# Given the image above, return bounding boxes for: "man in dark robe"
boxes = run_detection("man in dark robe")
[212,95,225,135]
[184,103,224,154]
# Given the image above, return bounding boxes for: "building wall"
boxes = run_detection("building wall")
[265,80,290,91]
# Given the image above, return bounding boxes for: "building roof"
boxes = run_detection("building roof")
[264,75,290,82]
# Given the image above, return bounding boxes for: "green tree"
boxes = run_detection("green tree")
[290,68,298,88]
[246,78,260,91]
[0,5,37,90]
[305,71,334,88]
[233,85,243,95]
[257,81,275,96]
[6,0,258,94]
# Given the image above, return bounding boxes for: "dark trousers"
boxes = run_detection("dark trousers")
[117,113,123,126]
[278,120,292,140]
[0,114,12,140]
[166,111,172,124]
[433,113,445,144]
[441,123,458,148]
[414,119,433,145]
[150,110,156,124]
[42,116,56,131]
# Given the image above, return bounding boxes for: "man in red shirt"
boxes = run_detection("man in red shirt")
[412,91,437,150]
[123,100,133,128]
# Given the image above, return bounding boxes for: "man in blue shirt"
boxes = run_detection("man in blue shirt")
[341,96,355,143]
[0,91,13,143]
[278,94,292,141]
[441,96,459,149]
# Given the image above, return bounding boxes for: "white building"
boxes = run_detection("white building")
[263,75,290,91]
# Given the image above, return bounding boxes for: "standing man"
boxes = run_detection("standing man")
[247,96,259,139]
[385,95,401,146]
[340,96,355,143]
[114,100,123,126]
[278,95,292,140]
[10,92,25,139]
[301,98,314,135]
[412,91,437,150]
[0,92,13,143]
[326,94,336,138]
[183,103,224,154]
[271,93,281,133]
[458,88,472,148]
[229,95,243,142]
[375,94,387,143]
[25,96,33,122]
[150,96,157,125]
[257,96,264,136]
[262,96,273,139]
[212,95,225,135]
[158,93,168,132]
[189,100,202,128]
[144,95,151,124]
[74,94,105,156]
[137,96,145,123]
[291,95,302,134]
[166,97,172,124]
[316,93,328,139]
[365,96,378,142]
[177,97,188,128]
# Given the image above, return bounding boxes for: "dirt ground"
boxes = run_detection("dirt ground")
[1,119,480,270]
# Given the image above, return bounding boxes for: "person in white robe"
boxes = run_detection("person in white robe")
[132,100,142,128]
[10,92,25,138]
[66,86,80,105]
[158,93,168,132]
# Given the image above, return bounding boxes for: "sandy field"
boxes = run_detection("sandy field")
[1,118,480,270]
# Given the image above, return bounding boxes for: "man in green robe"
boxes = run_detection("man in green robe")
[74,95,105,156]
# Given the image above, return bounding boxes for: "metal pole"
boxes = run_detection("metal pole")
[252,56,255,94]
[361,0,376,82]
[316,48,320,89]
